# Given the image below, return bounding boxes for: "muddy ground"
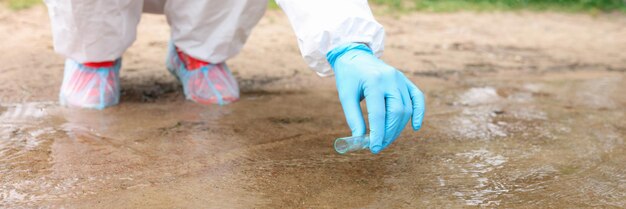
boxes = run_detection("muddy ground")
[1,5,625,208]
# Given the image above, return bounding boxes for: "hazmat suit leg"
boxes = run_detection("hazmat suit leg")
[45,0,143,109]
[44,0,143,63]
[46,0,267,107]
[45,0,267,63]
[163,0,267,64]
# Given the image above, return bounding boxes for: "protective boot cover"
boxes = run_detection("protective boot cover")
[59,59,121,110]
[166,44,239,105]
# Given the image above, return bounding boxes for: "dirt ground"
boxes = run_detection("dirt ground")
[1,5,625,208]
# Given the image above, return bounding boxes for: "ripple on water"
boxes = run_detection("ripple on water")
[0,102,50,123]
[450,87,507,140]
[449,149,509,206]
[0,102,59,206]
[0,102,55,151]
[457,87,501,106]
[575,77,620,109]
[448,85,550,140]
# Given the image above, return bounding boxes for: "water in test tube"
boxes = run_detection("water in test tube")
[334,135,370,154]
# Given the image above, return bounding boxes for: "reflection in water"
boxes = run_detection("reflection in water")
[1,71,625,208]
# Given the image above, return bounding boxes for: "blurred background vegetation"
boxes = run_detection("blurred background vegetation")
[271,0,625,13]
[3,0,625,13]
[2,0,40,10]
[372,0,626,12]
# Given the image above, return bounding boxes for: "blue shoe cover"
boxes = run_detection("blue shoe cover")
[59,59,121,109]
[166,44,239,105]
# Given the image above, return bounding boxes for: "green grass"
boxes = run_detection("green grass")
[268,0,280,9]
[376,0,626,13]
[3,0,41,10]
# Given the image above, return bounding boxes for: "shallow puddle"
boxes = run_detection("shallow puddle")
[1,70,624,208]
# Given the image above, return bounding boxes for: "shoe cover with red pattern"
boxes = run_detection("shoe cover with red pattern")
[166,44,239,105]
[59,59,121,109]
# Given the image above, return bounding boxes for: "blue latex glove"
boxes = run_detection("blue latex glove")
[327,43,425,154]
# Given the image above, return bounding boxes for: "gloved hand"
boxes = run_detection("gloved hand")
[327,43,425,154]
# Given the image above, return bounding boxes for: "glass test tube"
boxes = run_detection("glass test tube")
[334,135,370,154]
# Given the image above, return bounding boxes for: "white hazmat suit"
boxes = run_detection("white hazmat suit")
[45,0,427,154]
[44,0,385,76]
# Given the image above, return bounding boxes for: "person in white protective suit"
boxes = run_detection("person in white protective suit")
[44,0,426,154]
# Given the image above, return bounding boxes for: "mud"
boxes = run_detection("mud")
[1,6,625,208]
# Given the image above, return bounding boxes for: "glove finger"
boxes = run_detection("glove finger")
[383,84,413,148]
[364,87,386,154]
[338,87,366,137]
[383,89,404,148]
[399,77,414,135]
[404,76,426,131]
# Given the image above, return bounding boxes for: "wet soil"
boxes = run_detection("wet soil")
[1,6,625,208]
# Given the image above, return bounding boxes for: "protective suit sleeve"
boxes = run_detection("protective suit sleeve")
[275,0,385,77]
